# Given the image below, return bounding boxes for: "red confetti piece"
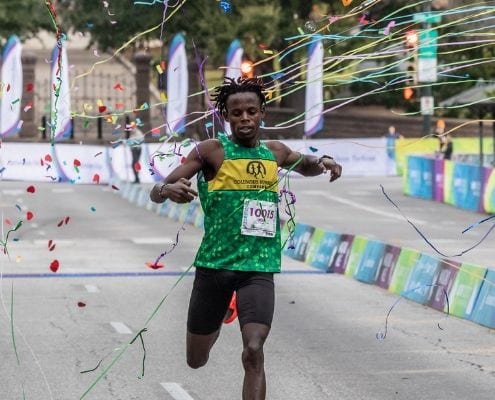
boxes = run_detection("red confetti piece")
[73,159,81,167]
[49,259,59,273]
[26,185,35,193]
[40,158,44,166]
[113,83,124,91]
[115,103,125,109]
[26,211,34,221]
[98,105,107,113]
[111,185,119,191]
[48,239,53,248]
[133,162,141,172]
[77,301,86,308]
[145,261,164,270]
[49,243,56,252]
[57,216,70,227]
[93,173,100,184]
[45,154,52,162]
[5,218,12,226]
[26,83,34,92]
[181,157,187,164]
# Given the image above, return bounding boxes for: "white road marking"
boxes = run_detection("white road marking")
[110,322,132,335]
[84,284,99,293]
[131,237,174,245]
[2,189,24,196]
[51,188,74,194]
[302,190,426,225]
[160,382,195,400]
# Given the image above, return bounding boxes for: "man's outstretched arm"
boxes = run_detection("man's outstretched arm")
[266,141,342,181]
[149,143,205,204]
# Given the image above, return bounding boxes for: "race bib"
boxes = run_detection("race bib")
[241,199,277,238]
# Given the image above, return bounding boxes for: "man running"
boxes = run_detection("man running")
[150,77,342,400]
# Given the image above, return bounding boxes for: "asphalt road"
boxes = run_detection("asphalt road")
[1,176,494,400]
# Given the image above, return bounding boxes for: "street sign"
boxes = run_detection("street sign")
[419,29,438,58]
[418,58,437,82]
[413,12,442,24]
[421,96,435,115]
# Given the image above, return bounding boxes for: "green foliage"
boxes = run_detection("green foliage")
[0,1,52,45]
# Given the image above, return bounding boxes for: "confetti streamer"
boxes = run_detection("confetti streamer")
[376,284,450,340]
[380,185,495,258]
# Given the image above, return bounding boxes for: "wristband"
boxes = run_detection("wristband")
[158,183,169,198]
[318,155,334,163]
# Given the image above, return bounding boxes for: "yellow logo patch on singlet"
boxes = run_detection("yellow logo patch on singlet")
[208,159,278,192]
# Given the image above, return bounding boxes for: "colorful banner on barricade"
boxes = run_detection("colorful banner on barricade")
[282,223,315,261]
[344,235,368,278]
[50,42,72,141]
[376,245,402,289]
[354,240,386,284]
[402,253,440,304]
[405,156,433,199]
[471,269,495,329]
[405,156,495,214]
[428,259,460,312]
[0,36,22,138]
[482,167,495,213]
[443,159,455,205]
[305,229,340,271]
[449,262,487,320]
[388,248,421,295]
[433,159,444,202]
[452,162,482,211]
[166,34,188,135]
[329,234,354,274]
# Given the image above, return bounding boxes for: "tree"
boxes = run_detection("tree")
[0,1,52,45]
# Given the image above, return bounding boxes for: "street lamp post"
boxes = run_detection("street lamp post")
[421,1,433,136]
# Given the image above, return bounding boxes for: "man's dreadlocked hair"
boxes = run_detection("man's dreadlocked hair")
[211,76,266,116]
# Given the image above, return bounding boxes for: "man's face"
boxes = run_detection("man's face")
[224,92,265,145]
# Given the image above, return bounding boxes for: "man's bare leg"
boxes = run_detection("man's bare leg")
[241,322,270,400]
[186,330,221,369]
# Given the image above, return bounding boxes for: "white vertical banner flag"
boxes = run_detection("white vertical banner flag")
[304,36,324,136]
[50,42,72,141]
[166,34,188,135]
[224,39,244,135]
[0,36,23,138]
[225,39,243,80]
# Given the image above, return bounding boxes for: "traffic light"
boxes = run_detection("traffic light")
[403,86,414,101]
[403,30,418,101]
[241,60,254,78]
[405,30,419,48]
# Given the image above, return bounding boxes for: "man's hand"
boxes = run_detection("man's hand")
[320,158,342,182]
[159,178,198,203]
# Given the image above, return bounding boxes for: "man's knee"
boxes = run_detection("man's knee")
[187,353,208,369]
[242,341,264,370]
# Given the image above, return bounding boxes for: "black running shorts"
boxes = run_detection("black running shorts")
[187,267,275,335]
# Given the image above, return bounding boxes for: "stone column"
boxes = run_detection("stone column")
[20,52,37,138]
[133,51,152,133]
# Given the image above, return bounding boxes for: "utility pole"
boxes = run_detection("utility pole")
[421,1,433,136]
